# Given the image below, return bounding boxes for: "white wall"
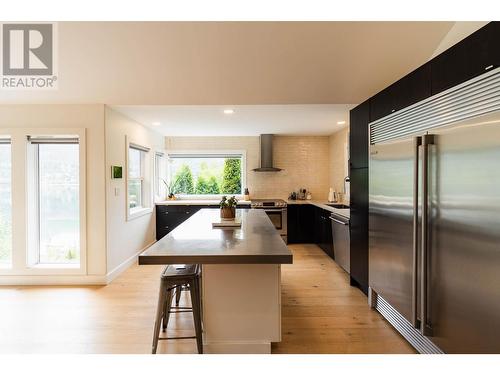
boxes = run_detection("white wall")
[105,107,164,275]
[0,104,107,281]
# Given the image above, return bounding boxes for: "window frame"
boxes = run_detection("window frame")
[126,138,152,221]
[166,150,247,200]
[154,151,166,202]
[27,139,81,267]
[0,137,12,268]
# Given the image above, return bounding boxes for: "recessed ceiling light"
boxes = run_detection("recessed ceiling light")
[337,121,346,125]
[152,122,161,126]
[223,109,235,115]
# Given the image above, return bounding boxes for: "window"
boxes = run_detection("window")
[154,152,165,199]
[28,137,80,265]
[0,138,12,266]
[127,142,151,217]
[167,152,244,196]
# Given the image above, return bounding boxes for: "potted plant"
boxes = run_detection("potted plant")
[162,178,179,200]
[220,195,238,220]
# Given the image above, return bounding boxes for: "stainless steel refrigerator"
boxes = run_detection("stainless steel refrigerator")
[368,68,500,354]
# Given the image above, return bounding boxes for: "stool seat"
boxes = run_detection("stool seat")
[161,264,199,279]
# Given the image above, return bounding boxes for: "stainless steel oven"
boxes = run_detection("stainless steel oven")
[250,199,287,243]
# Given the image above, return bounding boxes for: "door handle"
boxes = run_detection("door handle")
[412,136,422,329]
[330,217,348,225]
[421,134,434,336]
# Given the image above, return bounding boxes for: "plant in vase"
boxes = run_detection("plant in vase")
[162,178,180,200]
[220,195,238,220]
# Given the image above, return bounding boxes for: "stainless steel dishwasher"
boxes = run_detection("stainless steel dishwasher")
[330,213,350,273]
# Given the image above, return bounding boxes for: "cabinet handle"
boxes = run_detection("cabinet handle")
[485,65,494,71]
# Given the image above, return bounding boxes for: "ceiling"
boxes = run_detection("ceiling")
[0,21,466,105]
[112,104,354,136]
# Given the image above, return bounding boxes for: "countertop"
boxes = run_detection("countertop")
[155,199,349,219]
[287,200,350,219]
[156,200,251,206]
[139,209,293,265]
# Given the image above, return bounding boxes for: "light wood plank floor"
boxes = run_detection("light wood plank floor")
[0,244,415,354]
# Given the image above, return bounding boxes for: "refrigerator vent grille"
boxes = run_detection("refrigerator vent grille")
[374,293,443,354]
[370,68,500,144]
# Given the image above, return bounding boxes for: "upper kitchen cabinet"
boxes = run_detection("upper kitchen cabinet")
[431,22,500,95]
[349,100,370,169]
[370,63,431,122]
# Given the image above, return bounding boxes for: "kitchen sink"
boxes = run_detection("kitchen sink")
[326,203,350,209]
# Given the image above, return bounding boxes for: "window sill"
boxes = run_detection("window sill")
[128,207,153,221]
[29,263,80,269]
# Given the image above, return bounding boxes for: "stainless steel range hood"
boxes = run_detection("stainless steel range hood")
[253,134,282,172]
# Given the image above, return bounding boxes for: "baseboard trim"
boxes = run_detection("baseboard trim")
[0,241,156,286]
[0,274,107,285]
[105,241,155,284]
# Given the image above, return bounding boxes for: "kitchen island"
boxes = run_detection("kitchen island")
[139,208,293,354]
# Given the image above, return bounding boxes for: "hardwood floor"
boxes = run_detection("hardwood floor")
[0,244,415,354]
[273,244,415,354]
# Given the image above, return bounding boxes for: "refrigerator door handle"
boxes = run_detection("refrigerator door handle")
[421,134,435,336]
[412,136,422,329]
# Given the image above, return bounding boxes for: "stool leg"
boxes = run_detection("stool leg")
[189,278,203,354]
[175,285,182,306]
[152,280,167,354]
[162,287,174,332]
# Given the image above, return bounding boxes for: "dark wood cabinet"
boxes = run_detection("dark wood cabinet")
[156,204,250,240]
[316,208,333,258]
[349,100,370,169]
[290,205,333,256]
[349,168,368,295]
[431,22,500,95]
[287,204,314,244]
[370,63,431,122]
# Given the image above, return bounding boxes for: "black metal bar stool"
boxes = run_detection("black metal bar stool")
[152,264,203,354]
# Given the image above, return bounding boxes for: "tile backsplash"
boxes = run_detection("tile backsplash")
[166,134,345,201]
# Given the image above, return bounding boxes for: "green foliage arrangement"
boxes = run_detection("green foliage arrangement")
[219,195,238,208]
[162,176,180,199]
[221,158,241,194]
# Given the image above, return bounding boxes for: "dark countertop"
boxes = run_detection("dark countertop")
[139,209,293,265]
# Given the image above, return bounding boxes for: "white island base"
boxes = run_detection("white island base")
[201,264,281,354]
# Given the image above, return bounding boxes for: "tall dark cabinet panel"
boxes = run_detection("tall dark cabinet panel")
[349,101,370,295]
[349,100,370,169]
[431,22,500,95]
[349,168,369,295]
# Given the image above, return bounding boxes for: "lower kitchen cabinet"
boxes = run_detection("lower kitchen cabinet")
[287,204,315,244]
[156,204,250,240]
[314,207,334,258]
